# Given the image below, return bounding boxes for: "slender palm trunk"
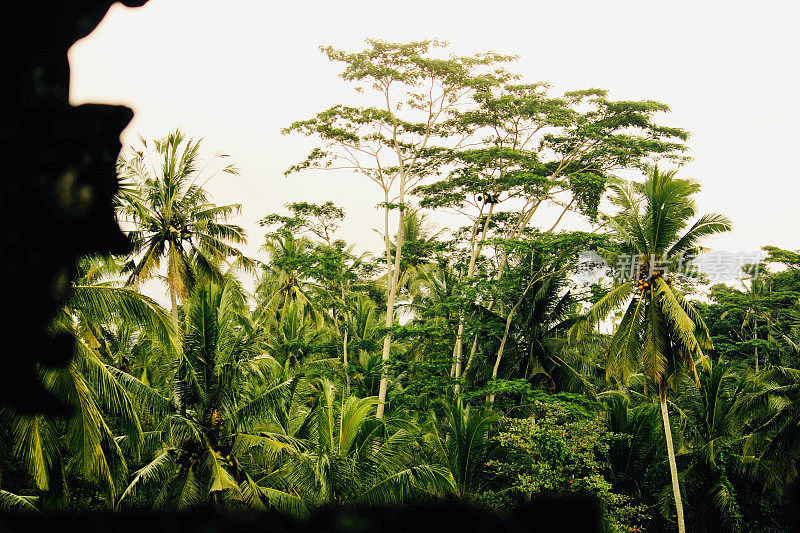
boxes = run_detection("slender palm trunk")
[754,318,759,373]
[659,394,685,533]
[169,285,179,329]
[167,242,181,331]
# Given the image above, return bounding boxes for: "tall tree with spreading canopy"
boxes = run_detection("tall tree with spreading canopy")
[284,39,515,417]
[415,82,690,396]
[570,167,731,533]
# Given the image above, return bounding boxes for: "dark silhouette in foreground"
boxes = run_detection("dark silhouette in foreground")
[0,498,602,533]
[1,1,146,414]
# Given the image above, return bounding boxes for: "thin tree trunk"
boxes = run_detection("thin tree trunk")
[343,329,350,396]
[462,298,498,384]
[458,186,573,373]
[486,311,514,406]
[451,316,470,384]
[377,278,397,419]
[486,288,531,407]
[169,285,179,329]
[377,195,406,419]
[660,394,685,533]
[464,201,542,371]
[453,203,495,395]
[340,282,351,395]
[377,191,394,418]
[460,334,480,386]
[376,79,443,417]
[167,242,181,331]
[754,318,759,373]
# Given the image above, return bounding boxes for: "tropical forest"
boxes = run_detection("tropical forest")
[3,40,800,533]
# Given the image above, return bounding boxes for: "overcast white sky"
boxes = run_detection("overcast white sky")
[68,0,800,299]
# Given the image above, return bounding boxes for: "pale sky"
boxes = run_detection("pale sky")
[68,0,800,300]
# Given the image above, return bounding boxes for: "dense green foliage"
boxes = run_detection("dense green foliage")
[1,40,798,533]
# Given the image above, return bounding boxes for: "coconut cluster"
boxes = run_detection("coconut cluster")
[209,408,225,428]
[635,269,673,297]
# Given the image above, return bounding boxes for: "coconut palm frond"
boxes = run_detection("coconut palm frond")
[0,490,39,513]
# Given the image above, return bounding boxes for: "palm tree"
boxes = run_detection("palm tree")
[496,253,593,396]
[278,378,455,507]
[739,366,800,501]
[484,247,578,406]
[0,261,176,509]
[116,276,304,511]
[402,261,462,376]
[262,302,329,376]
[739,270,768,372]
[712,267,772,371]
[570,167,731,533]
[403,261,461,327]
[343,296,383,397]
[69,255,176,388]
[0,490,39,512]
[311,241,377,386]
[602,389,664,499]
[375,210,445,418]
[116,129,253,326]
[774,299,800,358]
[671,363,756,532]
[256,231,326,329]
[426,397,498,498]
[384,209,445,296]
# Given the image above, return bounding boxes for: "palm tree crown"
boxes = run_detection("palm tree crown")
[116,129,252,323]
[575,167,732,394]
